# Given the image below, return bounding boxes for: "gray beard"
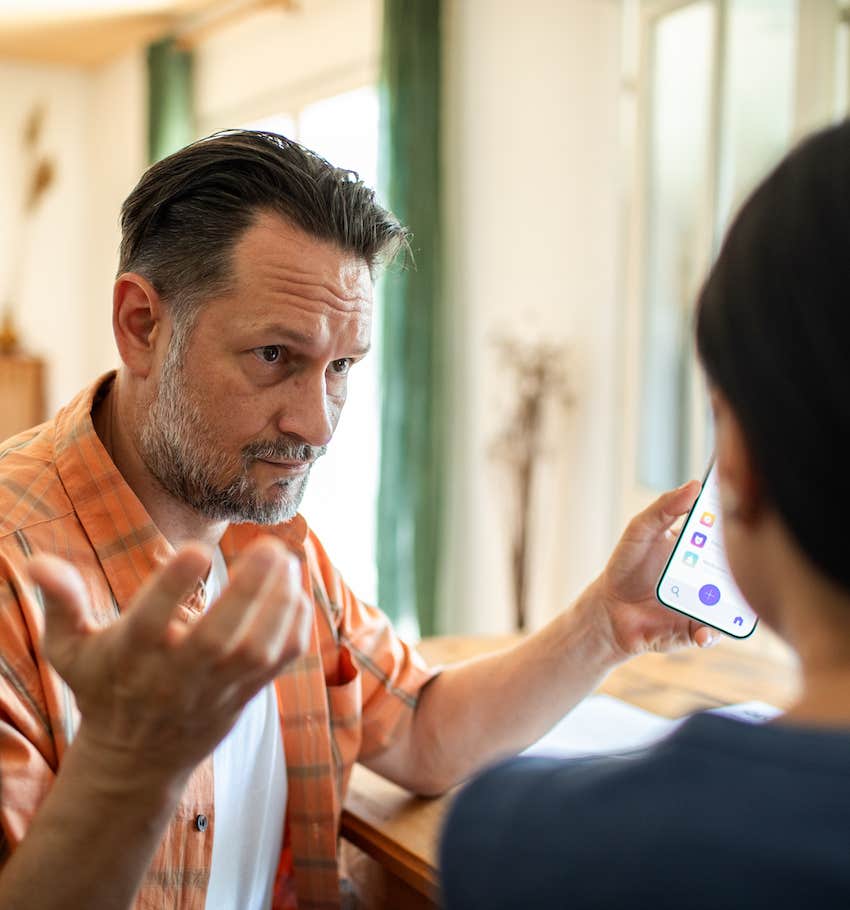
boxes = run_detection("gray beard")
[137,346,323,525]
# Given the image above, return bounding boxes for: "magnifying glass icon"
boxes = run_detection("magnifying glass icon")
[671,585,680,597]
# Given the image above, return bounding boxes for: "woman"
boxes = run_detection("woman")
[440,121,850,908]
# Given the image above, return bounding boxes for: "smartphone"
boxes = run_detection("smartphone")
[656,460,758,639]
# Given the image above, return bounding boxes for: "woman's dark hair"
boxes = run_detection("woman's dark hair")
[118,130,409,325]
[696,120,850,588]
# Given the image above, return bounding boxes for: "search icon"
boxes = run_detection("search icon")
[671,585,680,597]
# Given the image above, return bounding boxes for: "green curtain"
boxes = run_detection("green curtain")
[147,37,195,164]
[377,0,444,637]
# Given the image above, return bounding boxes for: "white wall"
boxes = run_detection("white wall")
[194,0,380,133]
[0,52,145,418]
[440,0,625,634]
[1,60,93,417]
[86,49,147,382]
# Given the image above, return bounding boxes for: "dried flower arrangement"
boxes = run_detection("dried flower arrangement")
[490,335,574,631]
[1,104,57,355]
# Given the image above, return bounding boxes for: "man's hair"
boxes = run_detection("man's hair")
[118,130,409,325]
[696,120,850,589]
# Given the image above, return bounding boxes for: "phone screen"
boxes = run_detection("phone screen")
[656,461,758,639]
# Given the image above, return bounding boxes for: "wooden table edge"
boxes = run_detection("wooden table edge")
[340,807,441,902]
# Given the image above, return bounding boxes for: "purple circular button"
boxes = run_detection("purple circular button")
[699,584,721,606]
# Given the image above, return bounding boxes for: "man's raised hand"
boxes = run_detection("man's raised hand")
[27,537,310,786]
[588,482,717,661]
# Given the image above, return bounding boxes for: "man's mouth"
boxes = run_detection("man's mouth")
[257,458,312,472]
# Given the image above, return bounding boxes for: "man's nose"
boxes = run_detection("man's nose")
[277,372,334,448]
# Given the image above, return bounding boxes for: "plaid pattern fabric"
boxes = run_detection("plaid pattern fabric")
[0,374,435,909]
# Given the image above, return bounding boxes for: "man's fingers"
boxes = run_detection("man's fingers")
[187,537,299,660]
[692,622,719,649]
[630,480,700,540]
[259,589,313,672]
[27,554,102,680]
[27,555,95,668]
[294,591,313,654]
[225,591,314,705]
[123,545,212,643]
[233,556,305,661]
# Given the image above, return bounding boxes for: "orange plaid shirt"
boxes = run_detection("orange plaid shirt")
[0,374,435,909]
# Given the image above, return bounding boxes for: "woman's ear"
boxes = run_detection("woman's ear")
[112,273,166,378]
[711,389,762,526]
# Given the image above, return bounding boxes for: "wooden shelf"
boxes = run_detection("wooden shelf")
[0,354,45,442]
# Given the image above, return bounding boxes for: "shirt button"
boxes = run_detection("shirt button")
[195,814,208,832]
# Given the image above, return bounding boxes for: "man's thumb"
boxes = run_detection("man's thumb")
[635,480,701,538]
[27,555,94,666]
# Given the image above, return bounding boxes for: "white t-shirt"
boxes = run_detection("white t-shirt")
[203,547,288,910]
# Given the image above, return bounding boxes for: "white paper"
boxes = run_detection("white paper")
[523,694,783,760]
[706,700,783,724]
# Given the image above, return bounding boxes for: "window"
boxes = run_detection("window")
[621,0,842,518]
[637,1,716,491]
[636,0,798,492]
[242,86,381,605]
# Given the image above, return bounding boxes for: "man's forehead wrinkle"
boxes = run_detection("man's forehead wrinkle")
[253,263,370,315]
[263,298,372,345]
[273,275,369,314]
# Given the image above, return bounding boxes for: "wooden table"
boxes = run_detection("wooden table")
[340,631,799,908]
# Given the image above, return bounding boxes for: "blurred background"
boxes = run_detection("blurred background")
[0,0,847,642]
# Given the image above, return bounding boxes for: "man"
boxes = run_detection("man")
[0,130,714,910]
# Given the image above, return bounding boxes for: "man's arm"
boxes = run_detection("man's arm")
[367,482,715,795]
[0,537,310,910]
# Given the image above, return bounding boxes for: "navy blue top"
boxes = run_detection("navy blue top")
[440,713,850,908]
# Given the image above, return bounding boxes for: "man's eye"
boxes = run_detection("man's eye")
[255,345,283,364]
[330,358,352,375]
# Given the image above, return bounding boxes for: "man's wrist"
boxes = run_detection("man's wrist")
[66,724,191,813]
[561,578,632,671]
[528,581,623,681]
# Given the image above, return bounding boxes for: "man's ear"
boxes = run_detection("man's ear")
[711,389,762,525]
[113,273,167,378]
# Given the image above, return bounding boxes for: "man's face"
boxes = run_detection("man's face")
[137,213,373,525]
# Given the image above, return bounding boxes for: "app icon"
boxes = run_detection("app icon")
[699,584,721,606]
[732,616,744,626]
[700,512,716,528]
[691,532,707,548]
[683,551,699,568]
